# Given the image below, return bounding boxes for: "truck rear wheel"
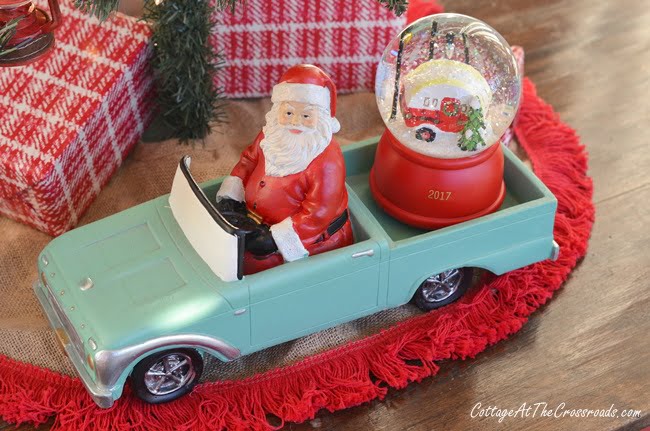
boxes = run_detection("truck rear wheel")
[131,349,203,404]
[413,268,473,311]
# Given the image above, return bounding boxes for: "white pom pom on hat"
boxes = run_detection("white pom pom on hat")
[271,64,340,133]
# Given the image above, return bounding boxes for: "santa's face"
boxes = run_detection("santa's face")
[260,101,333,177]
[277,101,320,132]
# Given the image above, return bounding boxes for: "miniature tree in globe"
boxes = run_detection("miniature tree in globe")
[458,99,487,151]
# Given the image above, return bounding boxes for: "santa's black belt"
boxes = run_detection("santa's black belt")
[326,209,349,237]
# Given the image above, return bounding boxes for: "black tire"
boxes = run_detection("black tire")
[415,127,436,142]
[131,349,203,404]
[413,268,474,311]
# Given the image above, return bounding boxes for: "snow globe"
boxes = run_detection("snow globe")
[370,13,521,229]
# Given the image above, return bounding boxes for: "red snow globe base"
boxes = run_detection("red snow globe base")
[370,129,505,229]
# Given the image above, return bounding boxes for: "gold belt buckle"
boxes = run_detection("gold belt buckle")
[247,209,264,224]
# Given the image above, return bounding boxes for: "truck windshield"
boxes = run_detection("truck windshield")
[168,156,246,281]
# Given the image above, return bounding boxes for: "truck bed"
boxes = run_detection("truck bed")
[347,167,529,243]
[342,137,558,296]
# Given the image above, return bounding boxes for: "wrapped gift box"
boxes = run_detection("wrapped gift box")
[212,0,410,97]
[0,1,154,236]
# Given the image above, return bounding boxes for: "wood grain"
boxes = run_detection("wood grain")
[3,0,648,429]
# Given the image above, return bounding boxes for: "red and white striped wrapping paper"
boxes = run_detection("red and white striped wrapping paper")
[211,0,407,98]
[0,1,155,236]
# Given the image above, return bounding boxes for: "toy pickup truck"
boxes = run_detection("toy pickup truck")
[34,136,559,408]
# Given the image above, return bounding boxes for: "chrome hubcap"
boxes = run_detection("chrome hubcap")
[143,353,195,396]
[421,269,463,302]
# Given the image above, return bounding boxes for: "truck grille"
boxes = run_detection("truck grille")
[45,283,85,360]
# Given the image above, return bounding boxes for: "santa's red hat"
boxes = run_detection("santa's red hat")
[271,64,340,133]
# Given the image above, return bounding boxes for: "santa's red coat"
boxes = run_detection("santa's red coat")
[230,132,353,273]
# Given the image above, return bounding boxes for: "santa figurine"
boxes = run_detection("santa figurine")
[216,64,353,275]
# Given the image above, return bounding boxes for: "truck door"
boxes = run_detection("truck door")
[247,238,382,348]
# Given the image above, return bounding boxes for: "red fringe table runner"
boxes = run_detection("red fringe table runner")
[0,79,594,430]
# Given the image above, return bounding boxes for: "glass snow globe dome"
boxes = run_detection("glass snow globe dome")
[375,13,521,159]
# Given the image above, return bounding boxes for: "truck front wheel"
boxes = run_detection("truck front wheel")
[131,349,203,404]
[415,127,436,142]
[413,268,473,311]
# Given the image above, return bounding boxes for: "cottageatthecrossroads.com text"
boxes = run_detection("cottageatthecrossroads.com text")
[470,402,642,423]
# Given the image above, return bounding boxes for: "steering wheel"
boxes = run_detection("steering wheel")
[215,198,278,257]
[215,198,259,234]
[221,211,259,234]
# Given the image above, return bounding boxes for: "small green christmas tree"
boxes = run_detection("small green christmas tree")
[458,104,486,152]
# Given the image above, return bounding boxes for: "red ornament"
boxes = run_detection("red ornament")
[0,0,61,67]
[370,129,505,229]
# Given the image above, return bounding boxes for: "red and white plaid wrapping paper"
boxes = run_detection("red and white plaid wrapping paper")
[0,1,154,236]
[211,0,406,98]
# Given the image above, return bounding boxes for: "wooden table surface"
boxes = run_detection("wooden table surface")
[3,0,648,430]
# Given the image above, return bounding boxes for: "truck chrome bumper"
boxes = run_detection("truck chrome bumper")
[33,281,115,409]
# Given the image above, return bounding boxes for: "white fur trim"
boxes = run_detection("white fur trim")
[331,117,340,133]
[216,175,245,202]
[271,82,330,111]
[270,217,309,262]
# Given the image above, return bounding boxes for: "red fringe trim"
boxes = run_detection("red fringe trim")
[0,79,594,430]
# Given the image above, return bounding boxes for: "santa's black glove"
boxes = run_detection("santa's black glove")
[216,197,247,215]
[246,224,278,257]
[220,213,257,234]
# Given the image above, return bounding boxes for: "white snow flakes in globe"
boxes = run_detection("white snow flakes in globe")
[375,13,522,159]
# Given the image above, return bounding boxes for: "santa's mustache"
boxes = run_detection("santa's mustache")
[280,124,315,134]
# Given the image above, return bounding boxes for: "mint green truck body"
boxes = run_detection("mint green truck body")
[34,137,558,408]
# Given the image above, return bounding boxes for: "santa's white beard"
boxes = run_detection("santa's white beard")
[260,105,333,177]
